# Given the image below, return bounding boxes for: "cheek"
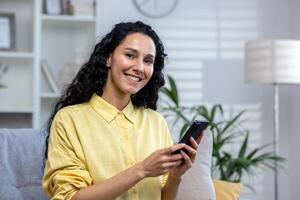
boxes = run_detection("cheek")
[119,57,132,67]
[145,67,154,79]
[111,57,130,70]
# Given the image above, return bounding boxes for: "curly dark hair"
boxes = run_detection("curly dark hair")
[44,21,167,159]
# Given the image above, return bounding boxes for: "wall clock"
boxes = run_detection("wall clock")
[133,0,178,18]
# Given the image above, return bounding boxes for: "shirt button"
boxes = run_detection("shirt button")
[133,188,137,194]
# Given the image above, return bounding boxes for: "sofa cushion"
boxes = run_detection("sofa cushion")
[0,129,49,200]
[176,130,216,200]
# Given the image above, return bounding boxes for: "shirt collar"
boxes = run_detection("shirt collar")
[89,93,135,124]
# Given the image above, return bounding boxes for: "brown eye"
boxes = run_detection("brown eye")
[144,59,154,65]
[126,53,134,59]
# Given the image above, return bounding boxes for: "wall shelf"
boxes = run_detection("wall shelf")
[0,108,33,114]
[0,52,34,59]
[42,14,96,23]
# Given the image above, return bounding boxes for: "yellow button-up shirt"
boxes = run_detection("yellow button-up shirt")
[42,94,173,200]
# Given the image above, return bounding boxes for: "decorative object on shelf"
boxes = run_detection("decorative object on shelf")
[245,40,300,200]
[64,0,75,15]
[132,0,178,18]
[72,0,95,17]
[0,13,15,51]
[0,63,9,89]
[44,0,63,15]
[58,61,81,91]
[41,59,59,93]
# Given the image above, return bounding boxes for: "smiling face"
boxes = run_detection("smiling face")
[103,32,156,100]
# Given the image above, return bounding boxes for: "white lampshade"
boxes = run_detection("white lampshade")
[245,40,300,84]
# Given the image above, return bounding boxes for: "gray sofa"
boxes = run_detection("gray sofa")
[0,129,49,200]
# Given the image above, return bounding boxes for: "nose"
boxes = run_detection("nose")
[133,58,144,73]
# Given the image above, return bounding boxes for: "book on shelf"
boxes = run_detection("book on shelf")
[41,59,59,94]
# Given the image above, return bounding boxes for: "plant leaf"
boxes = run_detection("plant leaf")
[238,132,249,158]
[210,104,223,122]
[167,75,179,107]
[221,110,245,134]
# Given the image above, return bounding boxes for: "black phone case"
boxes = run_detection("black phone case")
[173,120,209,154]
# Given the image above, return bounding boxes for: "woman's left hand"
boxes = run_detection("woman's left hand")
[169,134,203,178]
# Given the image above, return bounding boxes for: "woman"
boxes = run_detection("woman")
[42,21,201,200]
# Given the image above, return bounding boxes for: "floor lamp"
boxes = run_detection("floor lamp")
[245,40,300,200]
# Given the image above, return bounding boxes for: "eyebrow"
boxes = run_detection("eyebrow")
[124,48,155,59]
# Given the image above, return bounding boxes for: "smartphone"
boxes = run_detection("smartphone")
[173,120,209,154]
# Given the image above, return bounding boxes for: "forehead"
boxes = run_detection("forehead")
[116,33,156,56]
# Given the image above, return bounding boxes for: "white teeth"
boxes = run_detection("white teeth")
[126,74,140,82]
[128,76,139,81]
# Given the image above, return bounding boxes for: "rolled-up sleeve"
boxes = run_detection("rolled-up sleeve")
[42,111,92,200]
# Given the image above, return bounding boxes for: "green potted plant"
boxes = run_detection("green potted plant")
[0,64,9,89]
[160,75,284,186]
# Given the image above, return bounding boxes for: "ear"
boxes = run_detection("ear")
[106,54,112,68]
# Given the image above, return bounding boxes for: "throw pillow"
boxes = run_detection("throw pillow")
[213,180,243,200]
[177,130,216,200]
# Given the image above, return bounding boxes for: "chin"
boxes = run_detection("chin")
[123,84,145,95]
[127,89,140,95]
[127,85,146,95]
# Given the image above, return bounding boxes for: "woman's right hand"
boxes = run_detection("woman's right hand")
[137,144,186,178]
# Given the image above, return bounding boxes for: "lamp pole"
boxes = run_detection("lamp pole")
[273,83,279,200]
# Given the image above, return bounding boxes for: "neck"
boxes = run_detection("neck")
[102,87,130,111]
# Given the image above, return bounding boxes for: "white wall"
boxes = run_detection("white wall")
[287,1,300,200]
[98,0,299,199]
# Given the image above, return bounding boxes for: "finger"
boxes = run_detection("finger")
[159,153,183,163]
[182,144,197,155]
[190,137,199,150]
[167,153,183,162]
[182,143,197,161]
[190,137,199,161]
[163,160,183,173]
[164,144,185,154]
[163,160,183,168]
[181,150,192,167]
